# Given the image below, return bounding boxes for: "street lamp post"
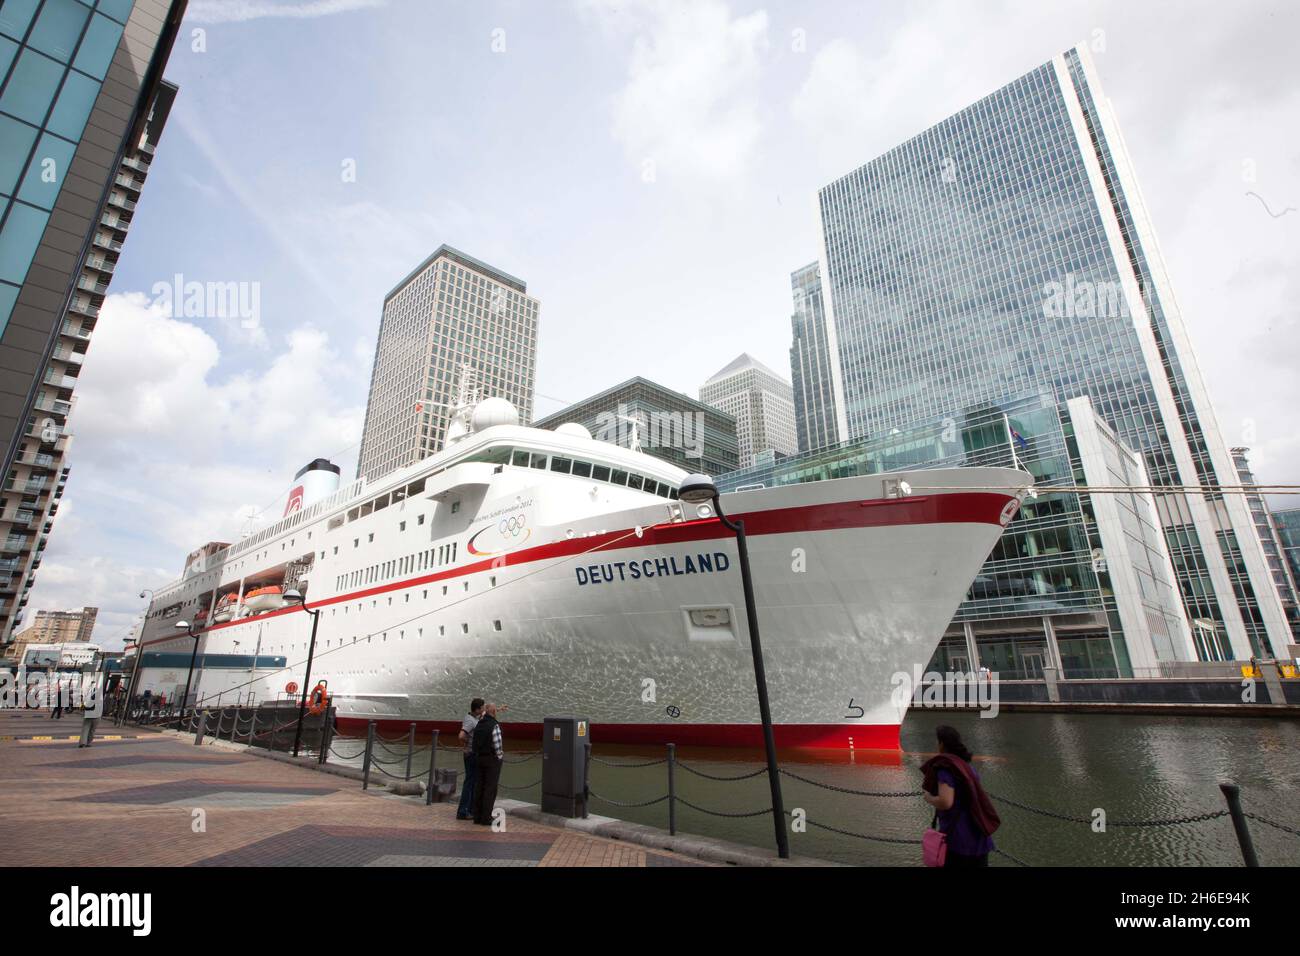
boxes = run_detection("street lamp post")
[175,620,200,724]
[119,590,153,726]
[284,589,322,758]
[678,474,789,860]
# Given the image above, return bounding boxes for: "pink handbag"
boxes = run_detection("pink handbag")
[923,815,948,867]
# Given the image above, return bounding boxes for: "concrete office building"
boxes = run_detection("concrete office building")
[812,44,1289,660]
[788,262,840,454]
[5,603,96,660]
[357,245,540,482]
[1231,447,1300,642]
[699,353,797,470]
[534,376,739,476]
[0,0,185,649]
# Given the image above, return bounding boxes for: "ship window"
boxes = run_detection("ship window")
[550,456,573,474]
[592,464,610,482]
[400,521,406,532]
[528,453,547,469]
[368,533,374,543]
[451,501,460,514]
[347,508,359,522]
[669,488,679,500]
[493,620,502,631]
[627,474,644,491]
[610,469,629,486]
[360,502,373,517]
[373,493,389,511]
[329,516,343,531]
[408,477,426,496]
[572,460,592,478]
[645,480,661,497]
[510,449,530,467]
[418,514,425,525]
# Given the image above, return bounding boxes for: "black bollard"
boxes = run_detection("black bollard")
[1219,783,1260,867]
[405,722,416,781]
[667,743,677,836]
[318,709,335,765]
[425,729,440,806]
[361,720,376,790]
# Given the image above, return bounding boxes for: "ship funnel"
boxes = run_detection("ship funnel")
[285,458,341,515]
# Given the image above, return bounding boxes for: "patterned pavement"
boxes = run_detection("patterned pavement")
[0,711,708,868]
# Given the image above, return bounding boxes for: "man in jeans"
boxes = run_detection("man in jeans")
[471,702,505,826]
[455,698,484,820]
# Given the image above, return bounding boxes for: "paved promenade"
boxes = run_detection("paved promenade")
[0,710,709,868]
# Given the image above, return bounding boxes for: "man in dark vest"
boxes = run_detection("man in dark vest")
[471,702,504,825]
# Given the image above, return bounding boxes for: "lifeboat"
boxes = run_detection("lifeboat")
[243,585,285,613]
[211,592,239,623]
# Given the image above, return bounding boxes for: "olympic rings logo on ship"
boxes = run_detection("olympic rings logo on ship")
[499,514,527,537]
[468,513,532,556]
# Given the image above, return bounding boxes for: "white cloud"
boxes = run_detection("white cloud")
[582,0,771,182]
[24,292,366,644]
[186,0,386,24]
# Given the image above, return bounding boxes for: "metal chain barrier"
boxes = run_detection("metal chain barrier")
[988,791,1229,828]
[503,751,542,763]
[801,816,923,846]
[676,796,774,819]
[779,767,923,798]
[498,777,542,791]
[590,790,670,809]
[676,760,768,782]
[993,847,1032,867]
[591,755,667,768]
[1244,812,1300,838]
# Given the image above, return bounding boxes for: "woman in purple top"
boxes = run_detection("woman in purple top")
[922,725,995,867]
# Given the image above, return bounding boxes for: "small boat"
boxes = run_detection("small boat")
[243,585,285,613]
[211,592,239,623]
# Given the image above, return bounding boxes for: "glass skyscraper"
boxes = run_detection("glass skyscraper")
[814,44,1289,661]
[788,262,840,454]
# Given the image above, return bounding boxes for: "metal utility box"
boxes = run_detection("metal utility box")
[542,715,590,817]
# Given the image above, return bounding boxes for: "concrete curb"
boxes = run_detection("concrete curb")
[497,799,837,867]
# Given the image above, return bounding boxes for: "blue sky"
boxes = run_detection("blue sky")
[26,0,1300,647]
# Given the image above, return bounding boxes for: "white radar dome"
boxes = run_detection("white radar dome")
[554,422,592,440]
[471,397,520,431]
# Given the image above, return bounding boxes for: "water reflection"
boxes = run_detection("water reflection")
[334,711,1300,866]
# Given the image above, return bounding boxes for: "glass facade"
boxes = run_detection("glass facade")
[788,262,840,454]
[815,45,1286,660]
[0,0,134,334]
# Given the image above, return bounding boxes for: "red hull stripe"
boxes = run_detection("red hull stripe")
[148,490,1012,645]
[335,717,901,752]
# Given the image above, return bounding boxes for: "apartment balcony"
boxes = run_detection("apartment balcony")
[50,348,85,365]
[91,233,123,253]
[76,276,110,295]
[84,254,116,273]
[30,396,73,418]
[121,155,150,173]
[109,195,138,212]
[114,173,143,190]
[61,319,94,339]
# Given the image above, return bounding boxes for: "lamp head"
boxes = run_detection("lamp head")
[677,474,718,505]
[283,589,303,604]
[173,620,190,630]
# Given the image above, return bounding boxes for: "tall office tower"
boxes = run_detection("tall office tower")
[814,44,1290,660]
[1232,447,1300,642]
[1273,508,1300,626]
[0,1,185,649]
[788,262,842,454]
[699,354,797,470]
[357,245,540,482]
[534,376,739,476]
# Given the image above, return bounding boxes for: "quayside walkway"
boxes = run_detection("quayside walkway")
[0,712,725,868]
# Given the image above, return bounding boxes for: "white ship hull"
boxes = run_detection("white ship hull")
[135,429,1028,750]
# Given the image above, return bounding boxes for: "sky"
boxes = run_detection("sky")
[24,0,1300,649]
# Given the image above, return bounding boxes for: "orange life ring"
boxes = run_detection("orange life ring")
[306,682,329,715]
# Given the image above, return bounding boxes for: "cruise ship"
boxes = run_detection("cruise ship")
[134,388,1032,751]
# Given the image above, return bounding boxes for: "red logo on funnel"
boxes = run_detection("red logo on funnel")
[284,485,305,516]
